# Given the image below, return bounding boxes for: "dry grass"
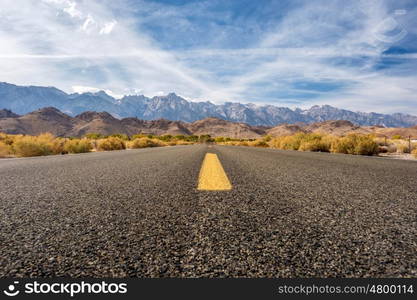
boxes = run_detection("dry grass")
[330,134,378,155]
[0,132,202,158]
[12,133,57,157]
[269,133,334,152]
[127,137,166,149]
[97,137,126,151]
[64,139,92,153]
[219,133,384,157]
[248,140,269,147]
[0,141,11,158]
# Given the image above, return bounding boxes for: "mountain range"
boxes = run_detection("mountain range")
[1,107,417,139]
[1,82,417,127]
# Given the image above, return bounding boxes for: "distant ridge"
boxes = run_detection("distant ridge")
[1,107,417,138]
[1,82,417,127]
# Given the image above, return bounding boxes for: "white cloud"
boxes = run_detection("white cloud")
[0,0,416,114]
[72,85,100,94]
[81,14,96,32]
[72,85,123,99]
[63,1,82,18]
[0,0,215,100]
[99,21,117,35]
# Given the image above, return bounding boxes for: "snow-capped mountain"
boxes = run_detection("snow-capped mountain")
[1,82,416,127]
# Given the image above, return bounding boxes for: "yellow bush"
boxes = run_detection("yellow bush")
[298,135,334,152]
[331,134,378,155]
[412,148,417,158]
[299,140,329,152]
[174,140,193,145]
[127,137,165,149]
[396,143,410,154]
[49,138,67,154]
[248,139,269,147]
[12,135,54,157]
[270,133,332,152]
[64,139,92,153]
[97,137,126,151]
[276,135,301,150]
[0,133,16,145]
[0,141,11,158]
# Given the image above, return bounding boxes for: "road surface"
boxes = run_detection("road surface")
[0,145,416,277]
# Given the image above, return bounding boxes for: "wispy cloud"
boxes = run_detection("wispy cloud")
[0,0,416,113]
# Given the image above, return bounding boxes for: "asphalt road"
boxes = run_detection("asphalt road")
[0,145,416,277]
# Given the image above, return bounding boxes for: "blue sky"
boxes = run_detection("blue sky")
[0,0,417,114]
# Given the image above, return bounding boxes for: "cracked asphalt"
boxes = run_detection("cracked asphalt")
[0,145,416,277]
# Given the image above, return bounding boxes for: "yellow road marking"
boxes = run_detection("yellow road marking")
[197,153,232,191]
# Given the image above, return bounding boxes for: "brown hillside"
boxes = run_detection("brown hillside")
[188,117,262,139]
[2,107,417,139]
[0,107,74,136]
[266,124,306,136]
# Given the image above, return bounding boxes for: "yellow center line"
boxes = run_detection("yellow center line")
[197,153,232,191]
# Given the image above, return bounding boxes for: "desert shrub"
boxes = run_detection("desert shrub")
[108,134,129,140]
[97,137,126,151]
[374,137,384,145]
[391,135,402,139]
[12,135,53,157]
[298,135,334,152]
[199,135,214,143]
[378,146,388,153]
[84,133,103,139]
[0,141,11,157]
[128,137,164,149]
[355,137,379,155]
[270,133,330,151]
[331,134,378,155]
[263,135,272,142]
[396,143,410,154]
[173,135,186,140]
[272,135,300,150]
[50,138,67,154]
[0,133,16,145]
[64,139,92,153]
[218,141,235,146]
[248,139,269,147]
[130,134,145,140]
[281,135,302,150]
[412,148,417,158]
[157,135,173,142]
[175,140,193,145]
[299,140,329,152]
[386,144,397,153]
[186,135,199,142]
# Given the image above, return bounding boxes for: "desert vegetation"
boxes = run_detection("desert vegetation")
[0,132,201,158]
[1,131,416,159]
[216,133,417,158]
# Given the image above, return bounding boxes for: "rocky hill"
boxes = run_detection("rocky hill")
[1,107,417,138]
[0,108,262,138]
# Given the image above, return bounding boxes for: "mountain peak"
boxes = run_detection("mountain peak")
[75,111,117,122]
[1,82,417,127]
[31,107,64,114]
[0,109,20,118]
